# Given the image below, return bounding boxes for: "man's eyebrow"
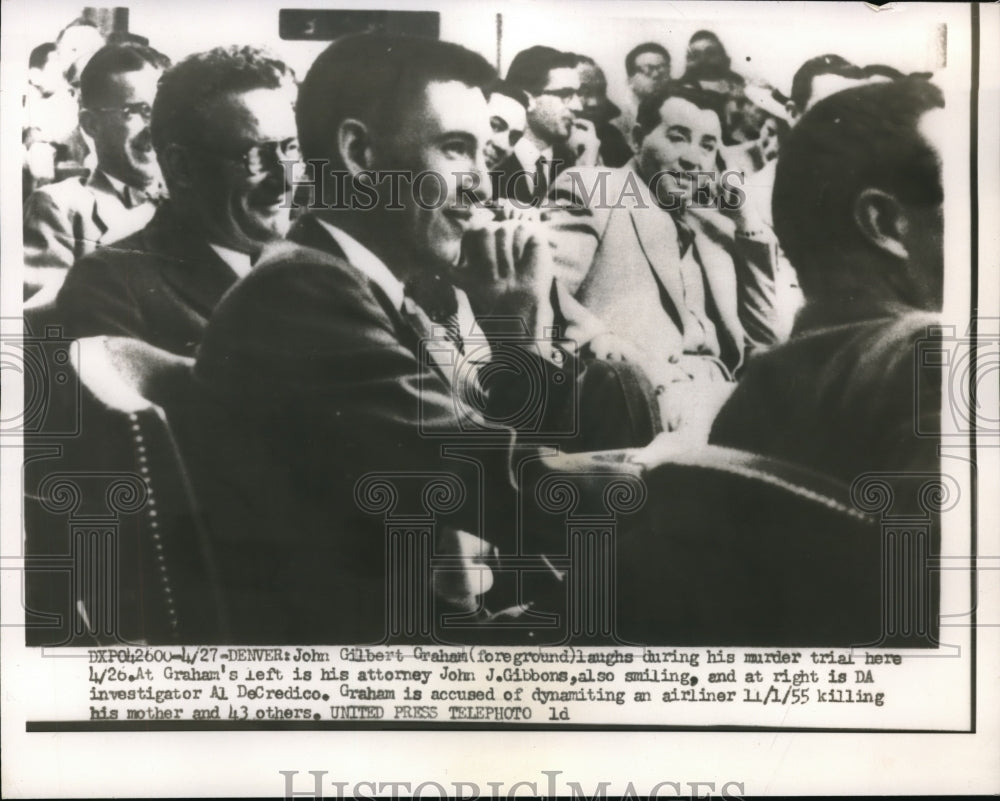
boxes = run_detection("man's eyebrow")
[666,125,692,136]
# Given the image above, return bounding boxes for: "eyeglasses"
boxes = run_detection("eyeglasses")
[539,87,582,102]
[238,138,301,176]
[198,137,302,176]
[634,63,668,78]
[89,102,153,122]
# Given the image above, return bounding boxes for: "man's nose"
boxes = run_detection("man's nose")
[567,94,584,113]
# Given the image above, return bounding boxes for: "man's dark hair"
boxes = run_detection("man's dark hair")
[625,42,671,78]
[689,30,724,48]
[151,45,294,153]
[635,80,723,136]
[773,78,944,297]
[297,33,494,167]
[488,78,529,109]
[505,45,576,96]
[789,53,862,112]
[29,42,56,70]
[79,42,171,110]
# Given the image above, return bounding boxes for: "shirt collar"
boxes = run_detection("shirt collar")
[513,137,552,173]
[208,243,254,279]
[315,218,406,311]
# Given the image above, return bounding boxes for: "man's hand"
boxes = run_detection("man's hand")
[568,118,601,167]
[585,331,644,363]
[458,215,555,336]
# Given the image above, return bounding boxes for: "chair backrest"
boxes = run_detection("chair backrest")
[24,336,230,645]
[522,443,909,647]
[613,444,899,647]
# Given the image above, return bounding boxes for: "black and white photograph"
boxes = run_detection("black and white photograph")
[1,0,997,796]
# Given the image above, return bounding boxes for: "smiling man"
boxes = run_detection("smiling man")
[178,33,659,643]
[55,45,298,356]
[547,81,782,435]
[24,43,170,302]
[496,45,594,203]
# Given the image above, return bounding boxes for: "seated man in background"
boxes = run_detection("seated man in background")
[710,78,945,483]
[55,46,298,356]
[495,45,598,203]
[614,41,671,141]
[23,42,170,304]
[547,81,783,435]
[181,33,660,644]
[573,54,633,168]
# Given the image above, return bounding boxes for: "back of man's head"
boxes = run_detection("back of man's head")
[79,42,170,110]
[773,78,944,303]
[506,45,576,96]
[788,53,861,113]
[151,45,294,155]
[297,33,495,168]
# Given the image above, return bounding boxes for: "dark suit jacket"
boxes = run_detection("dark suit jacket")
[491,142,576,205]
[179,213,592,643]
[709,304,941,484]
[55,203,240,356]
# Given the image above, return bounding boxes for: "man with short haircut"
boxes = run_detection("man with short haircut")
[548,81,782,434]
[484,80,528,170]
[573,54,633,168]
[55,46,298,356]
[496,45,595,203]
[740,54,876,339]
[24,43,170,302]
[615,42,671,141]
[710,78,945,482]
[181,33,659,643]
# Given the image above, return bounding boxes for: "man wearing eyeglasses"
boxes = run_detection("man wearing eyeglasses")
[614,42,672,143]
[55,45,298,356]
[495,46,598,205]
[24,43,170,305]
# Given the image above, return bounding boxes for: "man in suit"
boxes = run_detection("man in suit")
[55,46,298,356]
[483,80,528,171]
[547,81,783,434]
[710,78,945,484]
[614,42,671,142]
[181,33,660,644]
[23,43,170,304]
[573,54,634,168]
[493,46,597,204]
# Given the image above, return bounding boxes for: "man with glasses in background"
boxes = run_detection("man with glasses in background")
[54,45,298,356]
[24,42,170,305]
[615,42,671,142]
[496,45,598,204]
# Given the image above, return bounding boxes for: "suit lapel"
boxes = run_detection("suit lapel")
[289,214,456,386]
[86,171,120,237]
[146,206,242,317]
[625,179,686,329]
[685,213,744,367]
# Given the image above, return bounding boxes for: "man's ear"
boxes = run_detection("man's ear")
[853,187,910,260]
[78,108,99,139]
[337,118,375,177]
[159,144,194,191]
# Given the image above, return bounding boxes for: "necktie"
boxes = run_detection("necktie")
[405,273,464,354]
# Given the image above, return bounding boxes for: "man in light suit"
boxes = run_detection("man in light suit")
[23,43,170,304]
[546,81,783,433]
[55,46,298,356]
[180,33,660,644]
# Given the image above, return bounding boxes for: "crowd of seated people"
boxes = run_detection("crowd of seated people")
[22,23,946,644]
